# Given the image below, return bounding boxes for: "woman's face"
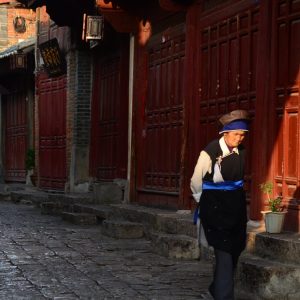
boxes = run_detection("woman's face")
[223,130,246,148]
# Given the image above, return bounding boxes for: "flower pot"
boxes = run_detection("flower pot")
[30,174,36,186]
[26,169,37,186]
[261,211,287,233]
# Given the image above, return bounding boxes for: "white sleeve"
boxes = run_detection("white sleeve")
[190,150,212,202]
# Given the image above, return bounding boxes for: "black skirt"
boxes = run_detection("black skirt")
[199,188,247,257]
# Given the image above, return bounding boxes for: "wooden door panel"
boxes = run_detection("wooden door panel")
[136,24,185,209]
[289,18,300,83]
[4,92,27,182]
[196,5,259,194]
[38,73,67,190]
[272,0,300,198]
[90,46,128,181]
[274,113,284,179]
[228,38,238,95]
[98,58,120,180]
[286,113,297,179]
[270,0,300,231]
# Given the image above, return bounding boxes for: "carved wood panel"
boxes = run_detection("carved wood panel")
[271,0,300,221]
[195,4,259,193]
[38,73,67,190]
[136,24,185,208]
[3,91,27,182]
[90,56,121,180]
[90,39,129,182]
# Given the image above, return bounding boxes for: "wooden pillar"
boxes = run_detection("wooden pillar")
[180,1,202,210]
[249,0,273,220]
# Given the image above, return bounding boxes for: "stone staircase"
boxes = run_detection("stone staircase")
[2,183,300,300]
[101,220,144,239]
[236,231,300,300]
[62,203,200,260]
[9,185,200,260]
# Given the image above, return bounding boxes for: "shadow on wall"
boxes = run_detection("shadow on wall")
[284,187,300,232]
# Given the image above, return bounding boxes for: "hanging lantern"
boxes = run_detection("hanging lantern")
[82,14,104,41]
[10,52,27,70]
[86,15,104,40]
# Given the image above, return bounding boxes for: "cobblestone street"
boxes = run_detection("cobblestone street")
[0,201,212,299]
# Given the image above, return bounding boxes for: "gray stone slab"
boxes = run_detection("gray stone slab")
[61,212,98,225]
[102,220,144,239]
[0,201,214,299]
[150,231,200,260]
[254,232,300,265]
[93,182,123,204]
[237,253,300,299]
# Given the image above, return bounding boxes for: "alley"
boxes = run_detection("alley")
[0,201,212,300]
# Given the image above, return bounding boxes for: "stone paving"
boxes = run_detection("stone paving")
[0,201,213,300]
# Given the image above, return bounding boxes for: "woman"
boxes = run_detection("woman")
[190,110,249,300]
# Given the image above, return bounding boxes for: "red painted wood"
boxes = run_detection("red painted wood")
[181,3,200,211]
[135,23,185,209]
[90,38,129,181]
[268,0,300,231]
[3,90,27,182]
[37,72,67,190]
[159,0,187,12]
[248,0,272,220]
[192,1,258,203]
[96,0,139,33]
[196,8,258,163]
[130,40,148,204]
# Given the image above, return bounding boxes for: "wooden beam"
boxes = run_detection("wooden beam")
[159,0,195,12]
[96,0,139,33]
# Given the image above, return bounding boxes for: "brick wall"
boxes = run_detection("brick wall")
[7,8,36,45]
[0,7,8,49]
[0,5,36,51]
[74,50,92,146]
[34,6,92,191]
[66,50,76,182]
[66,49,93,191]
[66,50,93,152]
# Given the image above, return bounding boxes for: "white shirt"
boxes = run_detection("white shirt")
[190,136,239,202]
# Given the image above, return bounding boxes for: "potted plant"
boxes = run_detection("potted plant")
[25,148,36,186]
[260,181,287,233]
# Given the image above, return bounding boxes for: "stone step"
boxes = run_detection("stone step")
[111,204,197,238]
[41,201,71,215]
[149,231,200,260]
[61,212,98,225]
[0,191,11,201]
[0,183,25,193]
[251,232,300,265]
[101,220,144,239]
[236,253,300,300]
[11,190,48,206]
[48,193,94,204]
[72,204,113,221]
[156,213,197,237]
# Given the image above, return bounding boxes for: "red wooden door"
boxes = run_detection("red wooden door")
[90,43,129,181]
[135,24,185,209]
[192,1,259,194]
[38,73,67,190]
[3,91,27,182]
[270,0,300,231]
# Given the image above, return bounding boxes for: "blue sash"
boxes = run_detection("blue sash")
[203,180,243,190]
[193,206,199,225]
